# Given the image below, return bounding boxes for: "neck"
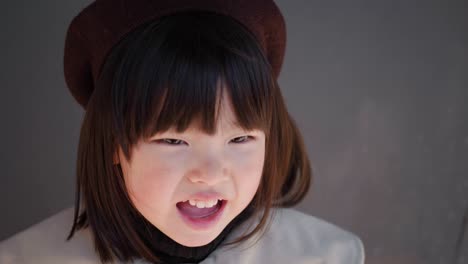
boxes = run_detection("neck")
[131,204,255,263]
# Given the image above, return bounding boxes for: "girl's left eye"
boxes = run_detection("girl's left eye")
[156,136,254,146]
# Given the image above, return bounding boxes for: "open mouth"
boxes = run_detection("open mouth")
[176,199,227,230]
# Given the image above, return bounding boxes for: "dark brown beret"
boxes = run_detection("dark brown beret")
[63,0,286,108]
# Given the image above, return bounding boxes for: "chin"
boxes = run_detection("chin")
[169,226,225,247]
[174,234,218,247]
[183,240,213,247]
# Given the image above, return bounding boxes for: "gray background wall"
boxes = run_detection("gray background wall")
[1,1,467,264]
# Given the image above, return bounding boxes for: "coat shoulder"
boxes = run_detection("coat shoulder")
[275,208,365,263]
[0,207,100,264]
[204,208,365,264]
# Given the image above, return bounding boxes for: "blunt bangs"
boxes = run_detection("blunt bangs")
[99,11,275,159]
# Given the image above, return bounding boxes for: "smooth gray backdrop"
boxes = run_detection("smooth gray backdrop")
[1,1,467,264]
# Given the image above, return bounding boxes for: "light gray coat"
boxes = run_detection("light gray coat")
[0,207,365,264]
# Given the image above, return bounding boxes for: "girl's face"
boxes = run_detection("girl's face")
[116,95,265,247]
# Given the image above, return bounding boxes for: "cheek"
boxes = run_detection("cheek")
[240,152,264,177]
[124,155,182,209]
[233,147,265,195]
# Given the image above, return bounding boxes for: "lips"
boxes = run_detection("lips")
[176,200,227,230]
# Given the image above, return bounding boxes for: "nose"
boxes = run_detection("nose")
[187,152,229,186]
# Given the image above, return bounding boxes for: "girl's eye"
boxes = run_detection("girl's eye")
[231,136,253,144]
[159,138,186,145]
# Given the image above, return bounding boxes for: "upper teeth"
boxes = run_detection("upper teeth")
[188,199,220,208]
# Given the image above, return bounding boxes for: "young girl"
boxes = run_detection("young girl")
[0,0,364,263]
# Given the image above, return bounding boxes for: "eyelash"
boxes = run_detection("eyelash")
[156,136,254,146]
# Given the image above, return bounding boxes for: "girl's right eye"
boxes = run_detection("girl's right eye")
[157,138,187,145]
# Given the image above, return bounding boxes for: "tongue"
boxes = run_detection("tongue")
[177,201,220,219]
